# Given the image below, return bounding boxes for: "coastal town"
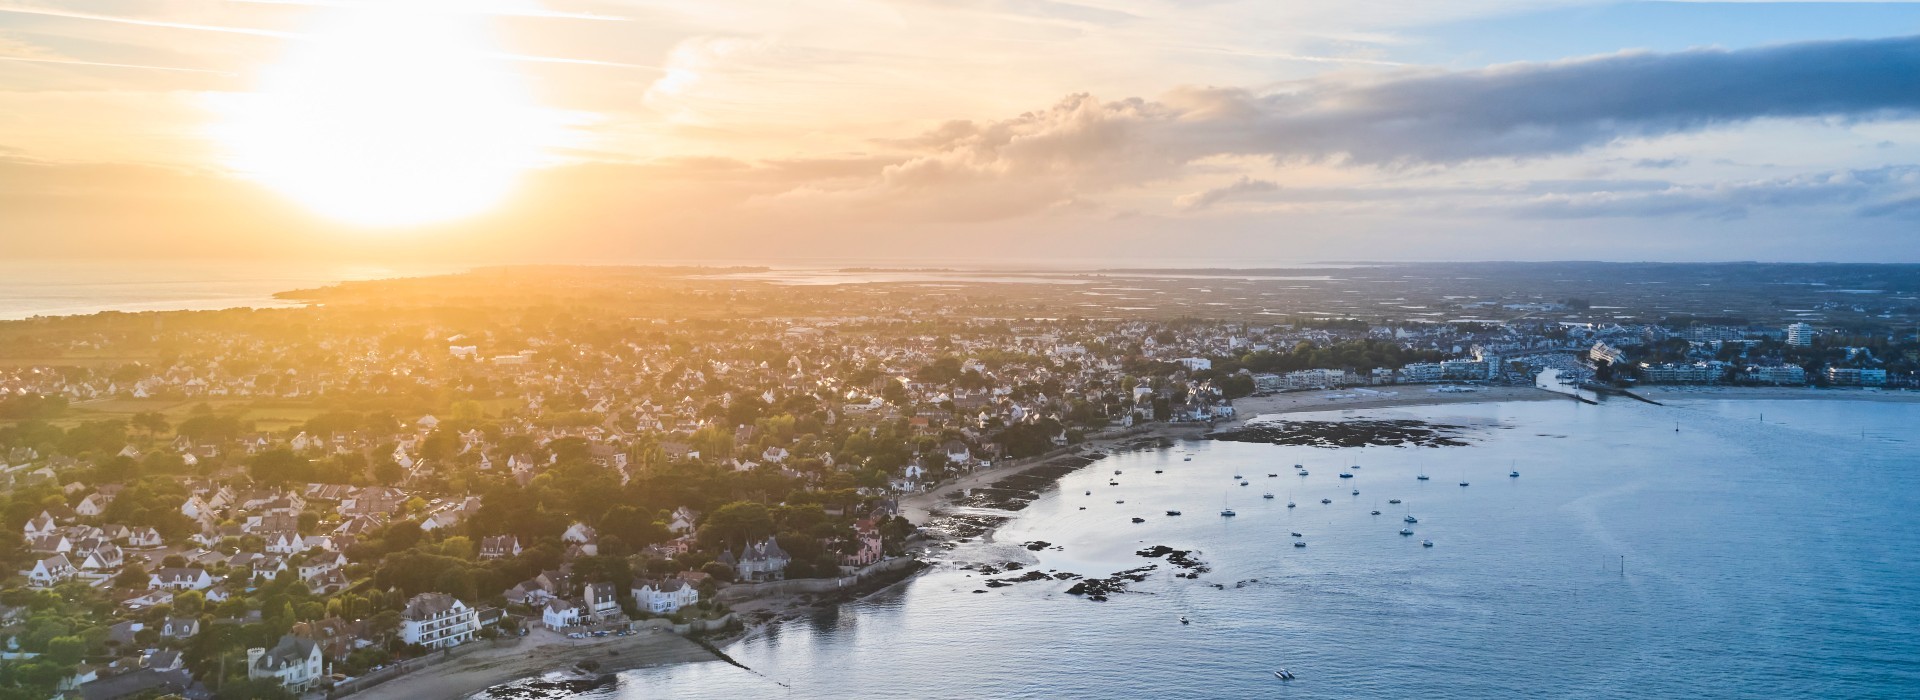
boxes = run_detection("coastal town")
[0,265,1916,699]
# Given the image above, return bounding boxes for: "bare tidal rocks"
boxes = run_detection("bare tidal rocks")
[1209,419,1476,448]
[1065,565,1159,602]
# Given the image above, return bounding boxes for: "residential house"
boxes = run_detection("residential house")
[479,535,522,560]
[541,599,580,629]
[29,554,78,587]
[632,578,700,614]
[582,582,621,621]
[248,634,324,693]
[148,568,213,591]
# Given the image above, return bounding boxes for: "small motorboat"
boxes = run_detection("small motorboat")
[1240,481,1250,486]
[1115,470,1122,475]
[1388,499,1401,504]
[1115,500,1126,504]
[1339,472,1353,479]
[1286,501,1296,508]
[1292,541,1306,548]
[1320,498,1332,504]
[1263,492,1275,499]
[1290,531,1302,537]
[1131,517,1146,523]
[1267,473,1278,478]
[1078,507,1086,510]
[1166,510,1182,516]
[1180,616,1190,624]
[1422,539,1434,547]
[1370,510,1381,515]
[1155,470,1163,474]
[1459,481,1470,487]
[1298,469,1309,476]
[1085,490,1092,495]
[1510,471,1520,478]
[1221,509,1236,517]
[1183,456,1192,461]
[1274,669,1295,680]
[1404,515,1418,523]
[1400,527,1414,536]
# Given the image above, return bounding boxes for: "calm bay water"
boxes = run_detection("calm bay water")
[0,261,458,320]
[531,398,1920,699]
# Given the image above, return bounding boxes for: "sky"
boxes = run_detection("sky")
[2,0,1919,265]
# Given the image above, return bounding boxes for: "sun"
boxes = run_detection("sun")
[211,3,552,228]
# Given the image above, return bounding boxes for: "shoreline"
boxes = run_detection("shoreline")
[390,383,1912,699]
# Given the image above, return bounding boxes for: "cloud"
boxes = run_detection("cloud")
[753,34,1920,222]
[1175,176,1279,210]
[1502,167,1920,220]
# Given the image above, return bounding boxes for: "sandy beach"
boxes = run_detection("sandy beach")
[346,628,719,700]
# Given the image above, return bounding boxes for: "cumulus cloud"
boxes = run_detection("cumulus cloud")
[761,34,1920,221]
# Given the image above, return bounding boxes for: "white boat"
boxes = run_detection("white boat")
[1400,527,1414,536]
[1510,471,1520,478]
[1263,492,1274,499]
[1422,539,1434,547]
[1298,469,1309,476]
[1404,515,1418,523]
[1351,488,1359,495]
[1290,531,1302,537]
[1293,540,1306,548]
[1183,456,1192,461]
[1180,616,1190,624]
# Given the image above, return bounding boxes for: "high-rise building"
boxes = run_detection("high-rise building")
[1786,323,1814,347]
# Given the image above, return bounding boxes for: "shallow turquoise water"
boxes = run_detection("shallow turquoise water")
[519,398,1920,699]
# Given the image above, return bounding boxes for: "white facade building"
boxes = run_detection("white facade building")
[399,593,479,650]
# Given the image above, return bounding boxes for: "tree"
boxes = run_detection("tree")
[698,502,773,549]
[131,411,170,436]
[249,449,311,485]
[114,563,149,590]
[46,636,85,666]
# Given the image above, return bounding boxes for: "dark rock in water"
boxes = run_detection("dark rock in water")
[1210,419,1477,448]
[1136,545,1210,574]
[973,589,988,594]
[985,570,1053,588]
[1066,564,1160,601]
[1024,541,1051,551]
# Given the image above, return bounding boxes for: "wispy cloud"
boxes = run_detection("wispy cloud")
[226,0,633,21]
[0,4,657,70]
[0,55,233,75]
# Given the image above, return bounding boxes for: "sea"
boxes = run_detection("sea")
[499,397,1920,699]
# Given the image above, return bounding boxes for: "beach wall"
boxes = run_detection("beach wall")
[328,637,522,698]
[716,557,922,603]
